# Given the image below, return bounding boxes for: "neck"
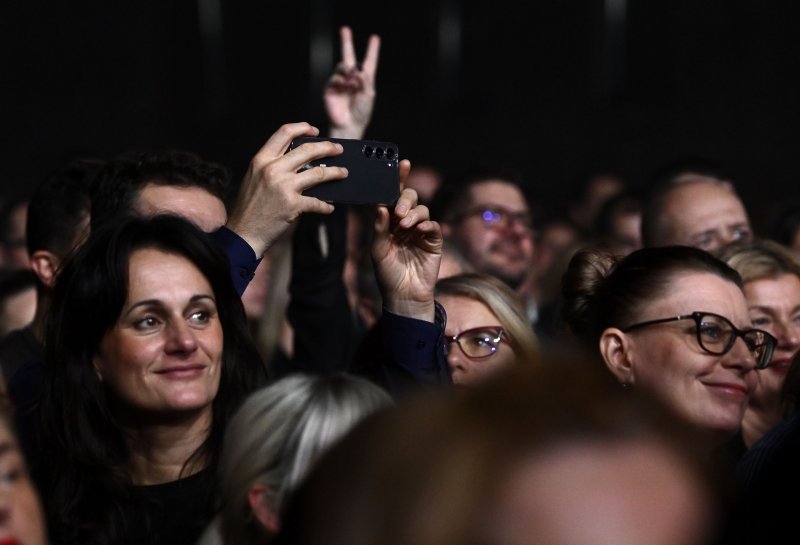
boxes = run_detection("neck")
[30,289,50,343]
[121,406,214,485]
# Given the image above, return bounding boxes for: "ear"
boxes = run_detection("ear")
[248,483,280,535]
[92,354,104,382]
[599,328,636,386]
[29,250,61,288]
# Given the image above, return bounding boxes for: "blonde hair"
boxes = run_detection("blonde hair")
[435,272,539,364]
[718,238,800,283]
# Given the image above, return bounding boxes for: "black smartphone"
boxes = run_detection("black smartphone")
[288,136,400,205]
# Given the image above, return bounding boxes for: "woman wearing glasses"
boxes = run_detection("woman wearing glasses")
[561,245,777,450]
[436,273,539,387]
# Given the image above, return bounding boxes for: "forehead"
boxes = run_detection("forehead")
[126,247,211,296]
[467,180,529,211]
[663,183,749,230]
[643,272,749,325]
[134,183,227,233]
[438,294,501,333]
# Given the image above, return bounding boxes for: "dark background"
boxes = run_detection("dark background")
[3,1,799,232]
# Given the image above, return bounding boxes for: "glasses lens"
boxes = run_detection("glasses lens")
[696,313,734,355]
[459,328,503,358]
[743,330,775,369]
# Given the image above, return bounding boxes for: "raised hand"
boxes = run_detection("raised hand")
[227,122,348,257]
[324,25,380,140]
[372,160,443,322]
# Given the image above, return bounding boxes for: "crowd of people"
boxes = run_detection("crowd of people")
[0,24,798,545]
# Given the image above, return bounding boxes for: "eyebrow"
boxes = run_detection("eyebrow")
[124,294,216,315]
[750,304,800,315]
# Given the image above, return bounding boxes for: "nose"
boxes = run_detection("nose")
[164,320,198,355]
[445,342,466,375]
[775,319,800,351]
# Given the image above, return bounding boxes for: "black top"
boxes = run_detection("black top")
[0,325,42,385]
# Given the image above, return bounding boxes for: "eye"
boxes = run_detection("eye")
[189,310,211,325]
[133,316,160,331]
[751,315,771,328]
[732,227,751,241]
[698,321,725,342]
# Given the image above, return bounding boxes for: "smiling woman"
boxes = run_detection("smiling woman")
[34,215,268,545]
[561,246,777,454]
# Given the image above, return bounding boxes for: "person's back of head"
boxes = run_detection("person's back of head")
[89,149,231,232]
[211,372,391,545]
[277,360,721,545]
[641,157,752,252]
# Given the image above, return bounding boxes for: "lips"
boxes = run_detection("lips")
[0,538,21,545]
[704,381,751,400]
[154,364,206,378]
[767,358,792,374]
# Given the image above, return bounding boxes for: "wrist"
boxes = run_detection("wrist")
[383,298,435,323]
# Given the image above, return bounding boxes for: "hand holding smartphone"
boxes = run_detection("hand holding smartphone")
[289,137,400,205]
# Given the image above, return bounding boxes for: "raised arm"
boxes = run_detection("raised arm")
[226,122,348,259]
[324,26,380,140]
[372,160,443,322]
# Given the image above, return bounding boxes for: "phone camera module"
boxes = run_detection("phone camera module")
[385,148,395,160]
[375,147,384,159]
[363,145,373,158]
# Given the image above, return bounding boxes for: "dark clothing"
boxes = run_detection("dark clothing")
[126,469,215,545]
[211,226,262,297]
[286,207,360,376]
[0,325,41,386]
[716,411,800,545]
[285,208,450,392]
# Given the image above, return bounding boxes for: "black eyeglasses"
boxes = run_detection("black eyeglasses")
[456,207,534,233]
[443,326,506,359]
[622,311,776,369]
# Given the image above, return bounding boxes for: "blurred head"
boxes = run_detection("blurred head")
[434,168,535,290]
[593,192,643,256]
[718,239,800,422]
[0,199,30,271]
[278,361,720,545]
[216,373,391,545]
[0,269,36,336]
[90,149,230,233]
[561,246,772,442]
[403,164,442,205]
[567,170,626,235]
[26,158,98,292]
[0,409,47,545]
[436,273,539,387]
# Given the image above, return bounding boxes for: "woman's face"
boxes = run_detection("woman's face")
[0,418,47,545]
[621,272,758,436]
[439,294,516,387]
[744,273,800,404]
[93,248,224,417]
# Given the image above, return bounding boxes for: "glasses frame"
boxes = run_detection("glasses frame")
[456,206,534,232]
[621,311,776,370]
[443,326,506,359]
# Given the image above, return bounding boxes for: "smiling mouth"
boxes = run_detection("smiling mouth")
[155,365,206,378]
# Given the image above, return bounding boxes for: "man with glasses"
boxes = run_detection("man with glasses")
[429,167,536,304]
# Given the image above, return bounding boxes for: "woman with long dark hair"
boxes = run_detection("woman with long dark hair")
[35,214,267,545]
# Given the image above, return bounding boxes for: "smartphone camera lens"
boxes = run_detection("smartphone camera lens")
[385,148,395,160]
[363,146,373,158]
[375,147,384,159]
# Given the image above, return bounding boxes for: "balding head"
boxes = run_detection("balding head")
[642,176,752,252]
